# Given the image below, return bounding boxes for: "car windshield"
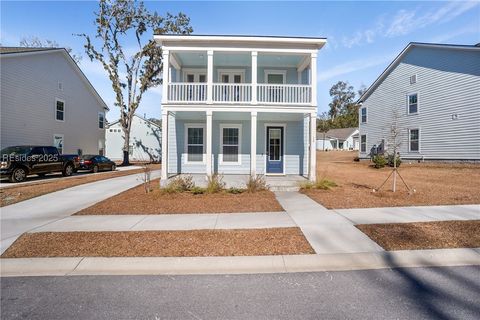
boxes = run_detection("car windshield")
[0,146,33,156]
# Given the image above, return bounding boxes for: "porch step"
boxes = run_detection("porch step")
[268,185,300,192]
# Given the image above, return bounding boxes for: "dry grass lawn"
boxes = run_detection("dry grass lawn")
[356,220,480,251]
[0,164,160,207]
[1,228,314,258]
[302,151,480,209]
[76,178,283,214]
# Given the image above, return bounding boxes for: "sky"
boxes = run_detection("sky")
[1,0,479,121]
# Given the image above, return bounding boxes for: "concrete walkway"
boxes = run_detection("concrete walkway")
[335,204,480,224]
[0,170,160,254]
[275,192,384,254]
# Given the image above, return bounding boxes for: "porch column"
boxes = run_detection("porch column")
[161,110,168,182]
[251,51,257,104]
[207,50,214,104]
[310,52,317,106]
[309,112,317,182]
[206,110,213,177]
[161,50,169,105]
[250,111,257,176]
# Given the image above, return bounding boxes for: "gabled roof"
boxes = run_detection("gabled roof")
[107,114,161,129]
[0,46,109,111]
[317,127,358,140]
[358,42,480,103]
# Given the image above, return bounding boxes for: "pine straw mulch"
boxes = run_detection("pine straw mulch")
[75,179,284,215]
[302,151,480,209]
[356,220,480,251]
[0,164,160,207]
[1,228,314,258]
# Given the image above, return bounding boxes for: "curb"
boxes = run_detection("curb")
[1,248,479,277]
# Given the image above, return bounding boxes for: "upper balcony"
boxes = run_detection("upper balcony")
[155,35,326,108]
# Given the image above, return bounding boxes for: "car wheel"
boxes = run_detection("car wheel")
[63,164,74,177]
[10,167,27,183]
[111,164,116,171]
[92,165,99,173]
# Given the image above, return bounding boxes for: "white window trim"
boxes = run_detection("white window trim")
[182,68,207,83]
[407,92,419,115]
[360,134,367,154]
[408,128,421,153]
[98,112,105,129]
[217,69,246,83]
[410,74,418,85]
[184,123,206,164]
[264,70,287,84]
[53,134,64,154]
[55,98,65,122]
[219,124,242,165]
[360,107,367,124]
[264,123,286,175]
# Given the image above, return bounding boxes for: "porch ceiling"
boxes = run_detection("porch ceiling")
[172,111,306,121]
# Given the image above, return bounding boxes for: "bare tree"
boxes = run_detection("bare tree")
[78,0,192,166]
[19,36,82,63]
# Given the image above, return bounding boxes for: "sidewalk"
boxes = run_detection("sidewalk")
[0,170,160,254]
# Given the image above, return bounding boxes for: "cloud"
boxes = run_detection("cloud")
[317,53,396,82]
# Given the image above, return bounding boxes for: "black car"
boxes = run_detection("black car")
[0,146,79,183]
[78,155,116,173]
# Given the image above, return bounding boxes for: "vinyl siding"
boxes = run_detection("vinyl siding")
[359,47,480,160]
[0,52,105,154]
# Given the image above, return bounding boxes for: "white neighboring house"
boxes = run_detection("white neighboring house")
[358,42,480,160]
[105,114,162,162]
[316,127,359,151]
[0,47,109,154]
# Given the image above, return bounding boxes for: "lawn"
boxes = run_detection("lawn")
[1,228,314,257]
[356,220,480,251]
[0,164,160,207]
[76,178,284,214]
[302,151,480,209]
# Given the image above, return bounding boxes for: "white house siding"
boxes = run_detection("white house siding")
[105,115,161,161]
[0,51,105,154]
[359,46,480,160]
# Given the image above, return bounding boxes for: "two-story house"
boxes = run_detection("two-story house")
[155,35,326,183]
[358,42,480,161]
[0,47,109,155]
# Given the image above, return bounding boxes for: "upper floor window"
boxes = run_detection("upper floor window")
[361,107,367,123]
[360,135,367,153]
[409,74,417,84]
[55,99,65,121]
[409,129,420,152]
[185,125,205,162]
[220,125,241,164]
[408,93,418,114]
[98,112,105,129]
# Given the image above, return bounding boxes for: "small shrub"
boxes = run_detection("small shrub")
[190,186,206,195]
[315,179,337,190]
[299,181,315,190]
[353,156,360,162]
[387,154,402,167]
[246,174,268,193]
[162,175,195,193]
[372,155,387,169]
[206,173,225,194]
[227,187,245,194]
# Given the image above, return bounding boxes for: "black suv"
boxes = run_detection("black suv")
[0,146,79,183]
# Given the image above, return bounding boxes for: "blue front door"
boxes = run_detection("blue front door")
[266,126,284,174]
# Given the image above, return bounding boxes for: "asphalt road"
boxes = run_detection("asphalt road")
[1,266,479,319]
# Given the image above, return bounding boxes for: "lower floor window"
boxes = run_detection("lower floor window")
[53,134,64,154]
[360,135,367,153]
[221,125,241,163]
[187,126,204,162]
[409,129,419,152]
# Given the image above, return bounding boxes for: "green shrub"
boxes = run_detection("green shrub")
[387,154,402,168]
[246,174,268,193]
[227,187,245,194]
[206,173,225,194]
[190,186,206,195]
[162,175,195,193]
[315,179,337,190]
[372,155,387,169]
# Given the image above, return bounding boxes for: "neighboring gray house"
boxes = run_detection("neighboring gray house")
[358,42,480,160]
[0,47,109,154]
[316,127,359,151]
[105,114,162,162]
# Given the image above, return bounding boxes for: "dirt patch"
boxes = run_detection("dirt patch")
[303,151,480,209]
[76,179,283,214]
[356,220,480,251]
[1,228,314,258]
[0,164,160,207]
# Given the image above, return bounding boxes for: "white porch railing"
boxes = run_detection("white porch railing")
[213,83,252,103]
[257,84,311,104]
[167,83,312,105]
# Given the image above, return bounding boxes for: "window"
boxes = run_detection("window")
[361,107,367,123]
[55,99,65,121]
[408,93,418,114]
[220,125,241,164]
[98,112,105,129]
[360,135,367,153]
[410,74,417,84]
[186,125,204,162]
[128,145,134,155]
[53,134,64,154]
[409,129,420,152]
